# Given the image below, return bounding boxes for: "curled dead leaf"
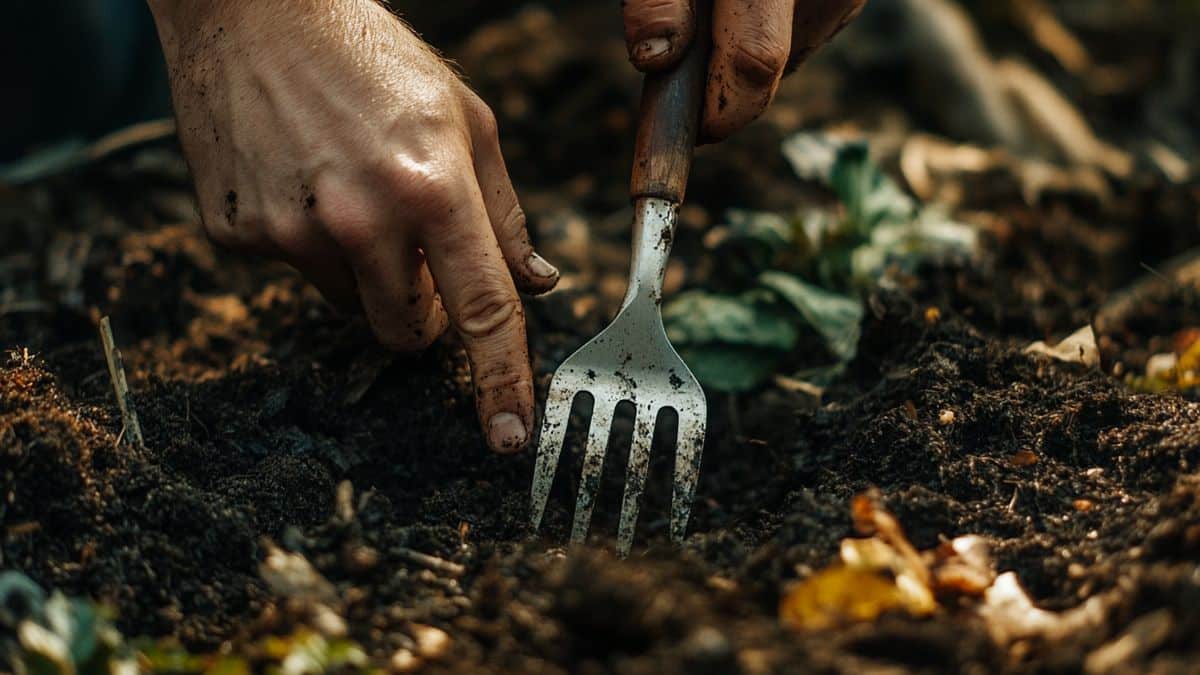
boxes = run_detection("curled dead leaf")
[1025,325,1100,368]
[780,566,934,632]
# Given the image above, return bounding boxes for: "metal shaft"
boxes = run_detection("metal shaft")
[620,198,679,312]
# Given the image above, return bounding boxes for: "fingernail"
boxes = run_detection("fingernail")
[488,412,528,452]
[527,252,559,280]
[634,37,672,61]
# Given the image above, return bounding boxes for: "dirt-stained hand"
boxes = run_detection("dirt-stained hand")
[148,0,558,453]
[622,0,865,140]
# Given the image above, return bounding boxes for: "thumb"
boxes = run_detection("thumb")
[623,0,696,71]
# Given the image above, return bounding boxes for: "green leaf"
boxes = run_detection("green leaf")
[757,271,863,361]
[138,641,207,672]
[829,144,915,236]
[676,345,785,393]
[663,290,799,392]
[0,571,47,623]
[206,657,253,675]
[849,211,979,284]
[721,210,795,256]
[325,639,369,668]
[781,132,851,183]
[664,291,798,351]
[65,599,100,667]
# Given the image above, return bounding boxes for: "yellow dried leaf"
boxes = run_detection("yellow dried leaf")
[780,566,934,632]
[1174,328,1200,356]
[1178,337,1200,374]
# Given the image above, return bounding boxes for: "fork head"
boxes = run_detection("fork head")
[530,198,707,557]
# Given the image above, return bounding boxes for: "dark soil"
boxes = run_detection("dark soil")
[3,2,1200,674]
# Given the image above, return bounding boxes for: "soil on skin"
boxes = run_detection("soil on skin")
[3,3,1200,674]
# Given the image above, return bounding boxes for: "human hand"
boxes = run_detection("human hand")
[148,0,558,452]
[622,0,865,140]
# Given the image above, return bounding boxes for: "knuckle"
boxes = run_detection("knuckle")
[624,0,688,36]
[311,176,369,228]
[498,200,528,241]
[469,99,499,140]
[730,37,788,85]
[202,223,239,250]
[380,157,460,219]
[260,217,306,254]
[454,282,521,340]
[473,362,532,403]
[327,216,379,257]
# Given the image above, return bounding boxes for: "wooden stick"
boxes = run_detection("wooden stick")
[394,548,465,578]
[99,316,146,452]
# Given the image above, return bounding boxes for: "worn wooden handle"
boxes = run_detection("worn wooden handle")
[629,3,711,203]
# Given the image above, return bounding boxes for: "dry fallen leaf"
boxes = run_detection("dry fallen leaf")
[1025,325,1100,368]
[978,572,1108,644]
[931,535,996,597]
[783,493,949,631]
[780,565,932,632]
[1127,336,1200,393]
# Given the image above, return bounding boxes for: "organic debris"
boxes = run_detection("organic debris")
[977,572,1107,645]
[780,492,994,631]
[1,571,135,675]
[776,488,1162,647]
[1024,324,1100,368]
[1126,331,1200,393]
[1,571,380,675]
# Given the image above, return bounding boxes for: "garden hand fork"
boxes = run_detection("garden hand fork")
[530,12,710,557]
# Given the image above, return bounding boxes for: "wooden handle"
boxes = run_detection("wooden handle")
[629,2,711,203]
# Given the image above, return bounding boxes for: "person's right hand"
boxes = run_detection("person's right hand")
[622,0,866,141]
[147,0,559,453]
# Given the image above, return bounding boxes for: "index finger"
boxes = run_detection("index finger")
[419,176,535,454]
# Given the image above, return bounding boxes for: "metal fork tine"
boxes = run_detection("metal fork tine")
[569,401,615,545]
[530,381,577,532]
[670,407,706,544]
[615,403,655,557]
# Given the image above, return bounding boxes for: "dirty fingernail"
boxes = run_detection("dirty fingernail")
[633,37,672,61]
[527,252,559,280]
[488,412,528,452]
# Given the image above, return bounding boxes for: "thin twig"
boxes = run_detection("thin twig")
[394,548,466,578]
[99,316,146,452]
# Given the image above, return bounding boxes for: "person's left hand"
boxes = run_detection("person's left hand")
[622,0,865,141]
